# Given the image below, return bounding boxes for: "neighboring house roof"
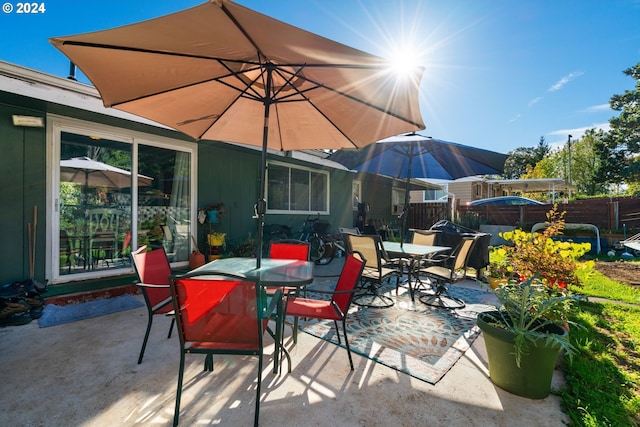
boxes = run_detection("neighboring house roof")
[486,178,574,193]
[421,176,572,193]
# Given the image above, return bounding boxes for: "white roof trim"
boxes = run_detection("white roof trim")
[0,61,174,129]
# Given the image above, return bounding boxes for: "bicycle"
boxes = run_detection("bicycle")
[295,214,345,265]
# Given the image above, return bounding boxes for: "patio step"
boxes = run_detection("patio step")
[44,284,139,306]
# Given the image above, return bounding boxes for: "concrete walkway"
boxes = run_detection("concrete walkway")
[0,267,569,426]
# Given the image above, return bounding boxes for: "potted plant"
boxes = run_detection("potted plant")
[487,246,513,289]
[198,202,225,224]
[477,206,594,399]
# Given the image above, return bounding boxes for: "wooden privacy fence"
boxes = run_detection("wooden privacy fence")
[408,202,450,230]
[455,196,640,232]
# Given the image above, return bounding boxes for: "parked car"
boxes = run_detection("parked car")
[468,196,544,206]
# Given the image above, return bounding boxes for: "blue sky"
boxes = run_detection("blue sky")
[1,0,639,154]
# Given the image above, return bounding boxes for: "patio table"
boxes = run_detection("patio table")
[189,257,314,373]
[382,242,450,302]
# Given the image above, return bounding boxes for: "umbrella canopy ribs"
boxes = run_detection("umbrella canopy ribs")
[50,0,426,267]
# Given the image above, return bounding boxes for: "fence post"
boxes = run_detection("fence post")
[610,201,619,231]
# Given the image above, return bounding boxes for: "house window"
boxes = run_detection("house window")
[266,162,329,214]
[49,116,196,284]
[423,184,448,202]
[391,187,405,215]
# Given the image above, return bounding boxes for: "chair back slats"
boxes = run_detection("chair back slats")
[345,234,380,270]
[269,240,310,261]
[411,230,437,246]
[131,246,173,309]
[332,252,366,312]
[453,237,477,272]
[173,277,260,348]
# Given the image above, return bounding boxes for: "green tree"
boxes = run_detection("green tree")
[569,129,607,195]
[503,137,550,179]
[523,130,606,197]
[522,155,560,180]
[597,61,640,186]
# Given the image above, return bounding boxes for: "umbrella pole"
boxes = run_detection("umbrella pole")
[400,146,414,247]
[255,66,274,269]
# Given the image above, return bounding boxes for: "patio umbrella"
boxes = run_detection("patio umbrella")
[327,133,508,245]
[49,0,425,267]
[60,157,153,189]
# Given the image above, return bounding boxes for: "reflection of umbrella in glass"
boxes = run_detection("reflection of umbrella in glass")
[327,133,508,244]
[60,157,153,189]
[50,1,425,267]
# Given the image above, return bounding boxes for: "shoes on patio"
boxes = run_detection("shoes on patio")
[25,295,45,319]
[0,279,48,324]
[0,299,33,327]
[0,279,48,299]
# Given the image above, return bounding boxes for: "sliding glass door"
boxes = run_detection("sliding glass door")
[51,117,195,283]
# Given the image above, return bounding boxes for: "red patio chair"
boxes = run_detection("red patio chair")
[170,271,280,427]
[269,239,311,261]
[268,239,310,345]
[284,252,365,369]
[131,245,175,364]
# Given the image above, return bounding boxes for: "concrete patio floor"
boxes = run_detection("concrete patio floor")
[0,269,569,426]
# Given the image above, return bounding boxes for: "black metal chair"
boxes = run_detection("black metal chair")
[343,233,402,308]
[417,235,479,309]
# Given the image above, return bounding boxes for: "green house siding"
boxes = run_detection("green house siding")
[0,61,417,296]
[0,102,47,284]
[0,94,359,295]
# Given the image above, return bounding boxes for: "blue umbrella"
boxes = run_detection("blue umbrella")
[327,133,508,244]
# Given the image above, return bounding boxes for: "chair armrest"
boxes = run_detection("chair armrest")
[135,282,170,289]
[422,253,452,265]
[301,287,360,296]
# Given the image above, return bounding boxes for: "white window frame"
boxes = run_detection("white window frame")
[391,187,405,215]
[352,180,362,211]
[266,161,330,215]
[46,115,197,284]
[423,184,449,203]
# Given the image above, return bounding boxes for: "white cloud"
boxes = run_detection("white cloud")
[528,97,543,107]
[508,113,521,123]
[582,103,611,113]
[546,122,611,150]
[548,122,610,138]
[548,71,584,92]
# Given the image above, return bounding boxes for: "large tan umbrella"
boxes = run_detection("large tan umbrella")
[60,156,153,189]
[50,0,425,267]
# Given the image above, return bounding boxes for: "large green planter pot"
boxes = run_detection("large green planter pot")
[477,311,566,399]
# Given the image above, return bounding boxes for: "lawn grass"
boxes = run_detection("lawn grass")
[562,269,640,426]
[576,269,640,305]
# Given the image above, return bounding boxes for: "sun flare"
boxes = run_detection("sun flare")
[388,47,422,77]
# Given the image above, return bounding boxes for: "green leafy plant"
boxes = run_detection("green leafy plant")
[488,246,513,279]
[486,278,578,366]
[499,206,594,291]
[484,206,596,366]
[227,234,257,257]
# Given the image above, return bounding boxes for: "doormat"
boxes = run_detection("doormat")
[299,282,494,384]
[38,295,144,328]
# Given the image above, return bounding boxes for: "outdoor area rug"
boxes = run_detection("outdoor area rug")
[298,278,495,384]
[38,295,144,328]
